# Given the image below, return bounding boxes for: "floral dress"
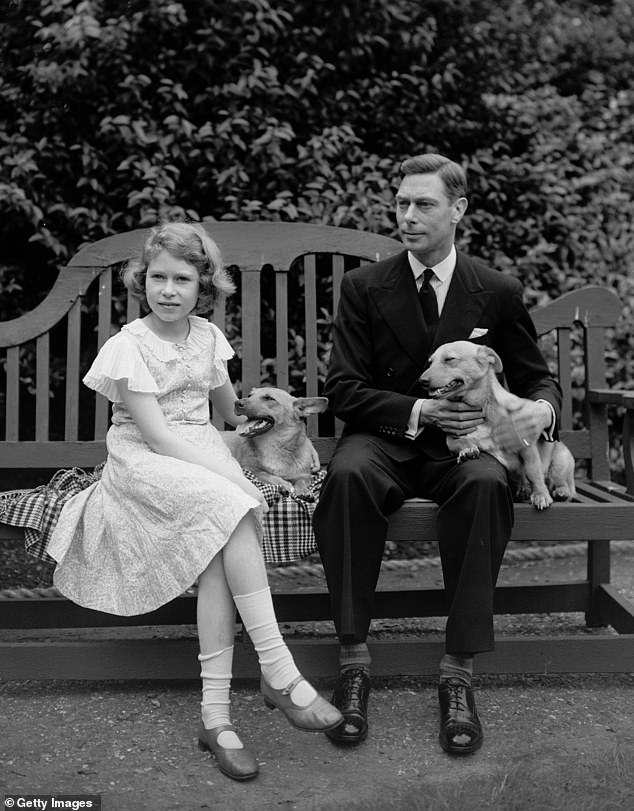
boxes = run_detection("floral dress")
[48,316,262,616]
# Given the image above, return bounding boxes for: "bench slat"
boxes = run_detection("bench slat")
[0,440,106,468]
[2,634,633,679]
[311,430,593,464]
[94,269,112,440]
[275,267,289,390]
[241,269,261,393]
[211,295,228,429]
[303,254,320,435]
[556,327,573,429]
[0,581,598,629]
[5,346,20,440]
[65,300,81,440]
[35,333,50,440]
[389,500,634,541]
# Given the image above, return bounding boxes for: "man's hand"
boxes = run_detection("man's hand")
[492,399,552,452]
[419,398,484,436]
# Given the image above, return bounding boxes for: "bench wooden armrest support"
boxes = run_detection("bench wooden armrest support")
[2,222,633,679]
[587,388,634,496]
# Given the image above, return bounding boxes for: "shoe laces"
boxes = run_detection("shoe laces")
[444,678,470,713]
[340,667,368,701]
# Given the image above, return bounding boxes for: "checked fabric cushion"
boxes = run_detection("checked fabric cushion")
[0,466,324,566]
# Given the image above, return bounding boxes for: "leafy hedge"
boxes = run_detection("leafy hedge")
[1,0,633,474]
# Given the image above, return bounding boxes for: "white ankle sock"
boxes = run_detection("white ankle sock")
[199,646,242,749]
[233,587,317,707]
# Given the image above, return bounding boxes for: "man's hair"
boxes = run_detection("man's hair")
[399,153,467,201]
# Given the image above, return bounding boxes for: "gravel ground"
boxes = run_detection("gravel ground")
[1,674,633,811]
[1,546,633,810]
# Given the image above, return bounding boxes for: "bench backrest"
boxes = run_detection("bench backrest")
[0,221,622,485]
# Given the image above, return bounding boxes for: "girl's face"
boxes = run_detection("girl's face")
[145,250,200,324]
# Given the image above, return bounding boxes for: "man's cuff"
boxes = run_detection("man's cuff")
[537,399,556,441]
[405,399,425,439]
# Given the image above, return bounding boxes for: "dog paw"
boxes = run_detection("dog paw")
[457,448,480,464]
[530,491,553,510]
[515,485,532,502]
[550,486,573,502]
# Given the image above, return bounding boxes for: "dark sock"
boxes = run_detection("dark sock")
[439,653,473,685]
[339,643,371,674]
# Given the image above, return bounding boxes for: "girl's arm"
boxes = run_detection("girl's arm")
[117,380,266,507]
[209,377,244,428]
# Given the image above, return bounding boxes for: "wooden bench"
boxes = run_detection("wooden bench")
[1,221,633,680]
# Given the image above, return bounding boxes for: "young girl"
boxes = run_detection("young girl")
[48,222,341,782]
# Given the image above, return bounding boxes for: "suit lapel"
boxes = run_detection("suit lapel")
[432,253,494,350]
[369,252,430,367]
[367,251,495,369]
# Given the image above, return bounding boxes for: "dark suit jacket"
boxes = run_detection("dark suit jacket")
[325,249,562,460]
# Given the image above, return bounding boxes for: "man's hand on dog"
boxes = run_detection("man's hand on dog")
[419,399,485,436]
[491,399,553,452]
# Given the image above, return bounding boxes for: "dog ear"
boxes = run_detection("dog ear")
[293,396,329,415]
[476,346,503,374]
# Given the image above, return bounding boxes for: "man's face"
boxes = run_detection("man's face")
[395,172,467,265]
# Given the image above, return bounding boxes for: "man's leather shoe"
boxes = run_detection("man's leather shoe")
[438,678,483,755]
[325,667,370,745]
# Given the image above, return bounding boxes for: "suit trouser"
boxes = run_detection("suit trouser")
[312,433,514,655]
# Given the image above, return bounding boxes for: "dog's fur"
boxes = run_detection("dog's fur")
[420,340,575,510]
[221,387,328,494]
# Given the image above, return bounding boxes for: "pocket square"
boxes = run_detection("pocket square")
[468,327,488,339]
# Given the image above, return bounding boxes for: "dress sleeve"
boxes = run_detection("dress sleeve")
[210,323,235,361]
[209,323,235,389]
[83,332,159,402]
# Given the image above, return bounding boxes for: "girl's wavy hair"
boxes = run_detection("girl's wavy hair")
[122,222,235,313]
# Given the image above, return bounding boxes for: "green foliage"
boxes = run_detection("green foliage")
[1,0,633,474]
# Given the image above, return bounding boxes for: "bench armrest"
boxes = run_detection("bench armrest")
[587,388,634,407]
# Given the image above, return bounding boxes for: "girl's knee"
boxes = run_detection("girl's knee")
[232,512,259,540]
[199,551,224,585]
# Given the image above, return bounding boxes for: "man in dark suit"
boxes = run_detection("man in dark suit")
[313,153,561,754]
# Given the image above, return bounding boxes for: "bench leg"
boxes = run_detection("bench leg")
[585,540,611,627]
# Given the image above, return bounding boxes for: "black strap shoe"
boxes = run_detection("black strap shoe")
[325,667,370,745]
[438,678,483,755]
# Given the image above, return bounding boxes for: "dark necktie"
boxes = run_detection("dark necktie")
[419,268,439,339]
